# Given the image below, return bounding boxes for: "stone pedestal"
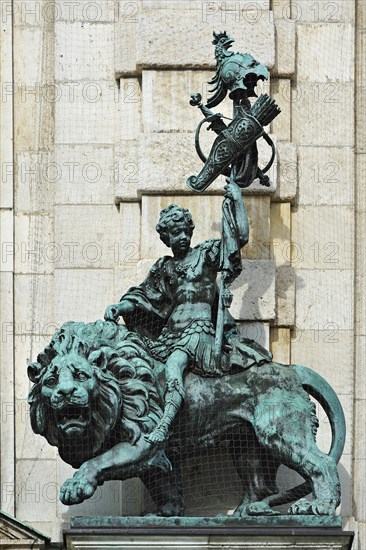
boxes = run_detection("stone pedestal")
[65,516,354,550]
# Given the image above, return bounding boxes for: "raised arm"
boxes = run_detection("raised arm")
[224,181,249,248]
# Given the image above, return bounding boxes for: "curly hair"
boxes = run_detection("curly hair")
[156,204,195,247]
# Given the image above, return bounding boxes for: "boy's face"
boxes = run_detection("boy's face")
[167,219,192,256]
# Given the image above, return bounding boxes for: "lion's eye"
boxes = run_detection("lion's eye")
[75,372,89,382]
[45,376,57,387]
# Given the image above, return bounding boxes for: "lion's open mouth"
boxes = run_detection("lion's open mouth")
[55,404,90,433]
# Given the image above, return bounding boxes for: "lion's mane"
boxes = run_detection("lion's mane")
[28,321,164,464]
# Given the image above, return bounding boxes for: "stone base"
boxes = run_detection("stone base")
[65,516,354,550]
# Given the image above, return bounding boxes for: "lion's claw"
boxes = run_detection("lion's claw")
[234,501,280,517]
[288,498,336,516]
[60,474,97,505]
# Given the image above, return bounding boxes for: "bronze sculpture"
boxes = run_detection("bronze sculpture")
[27,32,346,519]
[104,182,271,444]
[28,320,344,516]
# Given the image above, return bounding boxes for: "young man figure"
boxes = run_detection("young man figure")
[105,181,271,443]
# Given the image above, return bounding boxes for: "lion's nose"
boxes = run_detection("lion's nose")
[56,381,75,398]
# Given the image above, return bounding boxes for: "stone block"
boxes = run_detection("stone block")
[14,26,44,85]
[26,523,53,541]
[273,19,295,77]
[298,147,354,206]
[275,266,295,326]
[356,27,366,155]
[15,151,55,212]
[15,459,57,522]
[138,133,221,194]
[141,0,270,9]
[270,79,291,141]
[297,24,354,82]
[243,196,271,261]
[0,0,14,208]
[354,461,366,521]
[12,0,54,26]
[55,268,114,322]
[237,322,270,350]
[270,202,291,266]
[0,272,13,350]
[55,22,115,81]
[14,274,55,332]
[270,327,290,363]
[142,70,232,133]
[136,10,275,71]
[292,205,354,270]
[55,205,120,269]
[15,398,56,460]
[0,209,13,272]
[120,202,141,264]
[119,78,142,140]
[355,212,366,335]
[114,141,139,201]
[295,269,353,330]
[14,86,54,152]
[14,87,39,151]
[291,330,354,396]
[114,1,140,76]
[55,145,114,204]
[230,260,276,321]
[355,335,366,400]
[0,271,14,514]
[0,1,13,209]
[292,82,354,147]
[273,141,297,202]
[356,154,366,211]
[55,80,118,144]
[57,0,119,22]
[338,452,352,518]
[137,133,277,197]
[14,213,54,274]
[354,399,366,459]
[292,1,355,23]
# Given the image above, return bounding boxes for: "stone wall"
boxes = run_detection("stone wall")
[0,0,363,544]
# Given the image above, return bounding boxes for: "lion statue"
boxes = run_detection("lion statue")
[27,320,345,517]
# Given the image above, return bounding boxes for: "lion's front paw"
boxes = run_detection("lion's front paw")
[60,472,98,505]
[158,502,184,517]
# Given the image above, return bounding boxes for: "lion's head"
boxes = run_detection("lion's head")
[28,321,164,468]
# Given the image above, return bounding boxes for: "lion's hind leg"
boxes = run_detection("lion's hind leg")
[285,444,340,516]
[253,393,340,516]
[230,432,281,517]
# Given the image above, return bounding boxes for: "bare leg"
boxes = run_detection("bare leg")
[147,350,188,444]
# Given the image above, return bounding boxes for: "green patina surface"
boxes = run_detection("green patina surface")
[26,32,346,524]
[71,515,342,529]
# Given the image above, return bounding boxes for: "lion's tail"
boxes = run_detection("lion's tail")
[265,364,346,508]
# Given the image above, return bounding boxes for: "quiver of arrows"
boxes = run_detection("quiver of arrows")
[251,94,281,127]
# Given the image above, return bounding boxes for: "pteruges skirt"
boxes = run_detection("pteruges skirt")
[145,320,227,377]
